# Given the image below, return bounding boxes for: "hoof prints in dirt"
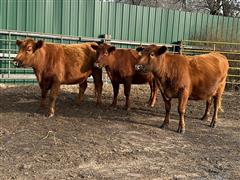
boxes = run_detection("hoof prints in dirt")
[0,84,240,179]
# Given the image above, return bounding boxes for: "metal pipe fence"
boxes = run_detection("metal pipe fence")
[0,30,239,88]
[0,30,178,84]
[181,40,240,87]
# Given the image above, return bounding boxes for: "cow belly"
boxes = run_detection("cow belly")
[189,87,218,100]
[132,73,152,84]
[63,72,90,84]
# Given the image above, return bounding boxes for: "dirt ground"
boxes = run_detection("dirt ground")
[0,83,239,179]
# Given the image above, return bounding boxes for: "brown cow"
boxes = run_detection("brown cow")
[135,45,229,133]
[91,43,157,110]
[14,38,103,117]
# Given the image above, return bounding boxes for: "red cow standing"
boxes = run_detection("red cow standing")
[14,38,103,117]
[91,43,157,110]
[136,45,229,133]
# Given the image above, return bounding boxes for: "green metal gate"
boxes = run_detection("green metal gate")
[0,30,178,84]
[181,40,240,88]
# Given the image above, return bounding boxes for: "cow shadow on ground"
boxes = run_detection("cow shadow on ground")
[0,85,215,131]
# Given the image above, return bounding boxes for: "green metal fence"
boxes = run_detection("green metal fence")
[0,30,178,84]
[0,0,240,87]
[1,0,240,44]
[181,40,240,87]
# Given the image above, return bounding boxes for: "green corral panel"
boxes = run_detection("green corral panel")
[140,6,149,42]
[128,5,137,41]
[183,12,191,40]
[227,17,234,42]
[1,0,240,42]
[134,5,143,41]
[78,0,87,36]
[153,8,162,43]
[147,7,156,42]
[231,18,239,42]
[69,0,78,36]
[177,11,185,41]
[108,3,116,38]
[160,9,168,43]
[114,3,123,40]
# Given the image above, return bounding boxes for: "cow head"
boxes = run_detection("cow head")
[135,45,167,72]
[14,38,44,68]
[91,43,115,69]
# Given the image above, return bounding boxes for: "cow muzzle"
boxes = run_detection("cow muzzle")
[12,59,22,68]
[135,64,145,72]
[94,62,103,69]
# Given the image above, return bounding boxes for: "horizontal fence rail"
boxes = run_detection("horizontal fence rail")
[0,30,239,88]
[1,0,240,44]
[182,40,240,86]
[0,30,179,84]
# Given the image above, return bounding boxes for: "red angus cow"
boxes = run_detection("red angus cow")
[136,45,229,133]
[91,43,157,110]
[14,38,103,117]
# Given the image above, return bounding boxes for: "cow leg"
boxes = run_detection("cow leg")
[47,83,60,118]
[148,79,157,107]
[92,68,103,106]
[123,81,131,111]
[200,97,212,121]
[75,80,87,105]
[210,84,225,128]
[160,94,171,129]
[110,82,119,108]
[177,90,189,134]
[38,87,49,113]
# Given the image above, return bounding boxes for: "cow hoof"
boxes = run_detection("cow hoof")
[160,123,169,129]
[200,116,209,121]
[110,103,117,107]
[124,106,131,111]
[46,113,54,118]
[95,102,101,107]
[177,127,185,134]
[147,103,154,108]
[210,121,216,128]
[36,108,45,114]
[75,100,82,106]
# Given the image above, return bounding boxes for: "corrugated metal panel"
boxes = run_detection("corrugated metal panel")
[1,0,240,44]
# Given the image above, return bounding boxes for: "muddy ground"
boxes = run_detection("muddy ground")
[0,83,239,179]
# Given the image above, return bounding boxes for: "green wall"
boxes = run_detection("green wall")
[0,0,240,43]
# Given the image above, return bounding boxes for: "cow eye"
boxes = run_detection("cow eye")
[26,47,32,52]
[104,52,109,56]
[150,52,154,57]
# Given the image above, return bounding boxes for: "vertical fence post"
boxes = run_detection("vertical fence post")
[179,40,183,55]
[103,34,111,44]
[8,33,11,79]
[103,34,111,84]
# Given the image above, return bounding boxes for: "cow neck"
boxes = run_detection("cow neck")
[106,53,117,70]
[157,53,172,78]
[152,53,171,86]
[32,46,47,83]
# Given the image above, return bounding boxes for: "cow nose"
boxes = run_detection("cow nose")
[12,59,20,67]
[12,59,18,65]
[135,64,144,71]
[94,62,102,68]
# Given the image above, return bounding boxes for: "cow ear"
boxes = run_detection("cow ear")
[157,46,167,56]
[136,46,144,52]
[16,40,23,46]
[108,46,116,53]
[91,44,99,51]
[36,40,44,49]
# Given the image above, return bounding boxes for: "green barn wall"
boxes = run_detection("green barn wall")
[0,0,239,43]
